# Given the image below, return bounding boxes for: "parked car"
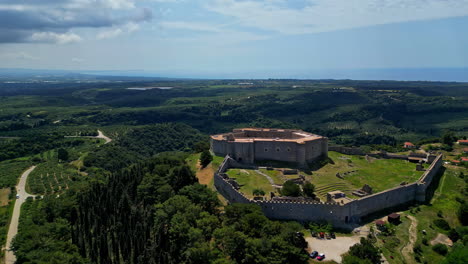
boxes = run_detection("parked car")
[16,194,19,199]
[319,232,325,238]
[330,232,336,239]
[309,251,318,258]
[316,253,325,261]
[311,231,317,237]
[325,233,331,239]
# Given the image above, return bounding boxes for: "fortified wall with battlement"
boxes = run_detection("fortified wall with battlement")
[214,154,443,228]
[211,128,328,165]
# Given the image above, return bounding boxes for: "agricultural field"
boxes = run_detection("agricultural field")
[26,139,100,195]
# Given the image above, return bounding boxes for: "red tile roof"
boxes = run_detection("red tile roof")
[404,142,414,146]
[458,140,468,143]
[461,157,468,162]
[452,160,461,163]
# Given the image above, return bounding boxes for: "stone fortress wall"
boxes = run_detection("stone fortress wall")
[214,154,443,228]
[211,128,328,165]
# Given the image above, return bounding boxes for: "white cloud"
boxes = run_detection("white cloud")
[0,51,39,60]
[206,0,468,35]
[159,21,222,32]
[29,32,82,44]
[97,22,140,39]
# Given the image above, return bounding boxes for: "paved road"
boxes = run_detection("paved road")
[5,166,36,264]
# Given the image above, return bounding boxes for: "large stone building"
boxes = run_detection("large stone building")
[210,128,328,164]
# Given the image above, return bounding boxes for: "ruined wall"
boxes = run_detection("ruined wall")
[328,146,365,155]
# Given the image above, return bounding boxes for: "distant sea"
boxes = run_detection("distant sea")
[86,67,468,82]
[1,67,468,82]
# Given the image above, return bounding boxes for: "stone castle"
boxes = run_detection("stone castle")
[210,128,443,228]
[210,128,328,165]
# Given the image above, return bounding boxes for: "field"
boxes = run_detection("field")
[226,169,277,198]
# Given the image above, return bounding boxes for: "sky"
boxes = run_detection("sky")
[1,0,468,79]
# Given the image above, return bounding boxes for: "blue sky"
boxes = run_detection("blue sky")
[1,0,468,78]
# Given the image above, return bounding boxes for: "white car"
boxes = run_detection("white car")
[16,194,20,199]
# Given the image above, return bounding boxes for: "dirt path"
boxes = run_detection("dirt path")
[65,130,112,144]
[96,130,112,144]
[401,215,418,264]
[5,166,36,264]
[196,161,214,185]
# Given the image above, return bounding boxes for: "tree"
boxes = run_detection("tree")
[57,148,69,161]
[303,182,315,197]
[432,243,448,255]
[441,131,457,146]
[169,165,198,191]
[346,237,381,264]
[441,243,468,264]
[200,150,213,168]
[281,181,302,197]
[458,203,468,226]
[252,189,266,196]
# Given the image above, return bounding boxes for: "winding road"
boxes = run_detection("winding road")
[5,166,36,264]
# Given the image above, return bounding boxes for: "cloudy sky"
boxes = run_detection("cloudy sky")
[1,0,468,78]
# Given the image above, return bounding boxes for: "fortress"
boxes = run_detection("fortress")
[211,128,443,228]
[210,128,328,165]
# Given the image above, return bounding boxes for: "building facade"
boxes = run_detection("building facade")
[210,128,328,164]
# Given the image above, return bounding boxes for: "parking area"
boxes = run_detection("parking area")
[306,229,368,263]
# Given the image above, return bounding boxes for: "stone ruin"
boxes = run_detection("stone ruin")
[352,184,373,197]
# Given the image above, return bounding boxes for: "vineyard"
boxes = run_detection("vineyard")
[27,149,86,195]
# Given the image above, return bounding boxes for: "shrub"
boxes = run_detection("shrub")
[252,189,266,196]
[433,219,450,230]
[432,243,448,255]
[281,180,302,197]
[422,237,428,245]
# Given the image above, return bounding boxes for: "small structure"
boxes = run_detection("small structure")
[451,160,461,165]
[416,163,425,171]
[327,191,345,202]
[387,213,401,224]
[375,220,386,231]
[352,184,372,197]
[457,140,468,145]
[461,157,468,162]
[403,142,416,149]
[463,148,468,154]
[327,191,352,204]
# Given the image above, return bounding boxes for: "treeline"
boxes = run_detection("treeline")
[0,134,85,162]
[73,152,308,264]
[83,123,206,172]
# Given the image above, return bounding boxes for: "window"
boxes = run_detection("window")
[287,147,291,152]
[264,148,268,152]
[276,147,280,152]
